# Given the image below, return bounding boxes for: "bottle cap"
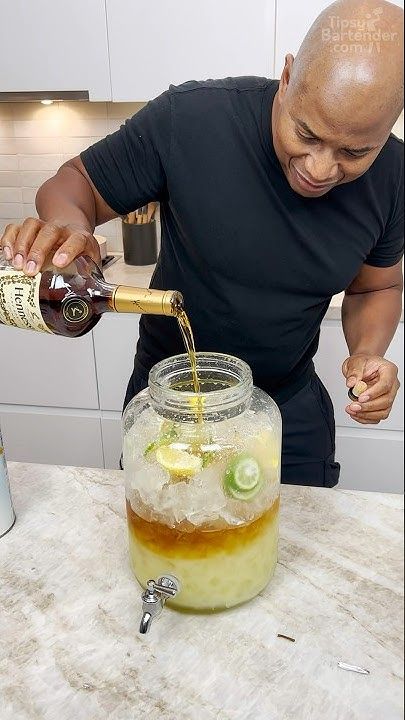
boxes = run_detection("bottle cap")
[348,380,368,402]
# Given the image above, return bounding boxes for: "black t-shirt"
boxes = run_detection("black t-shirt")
[81,77,404,406]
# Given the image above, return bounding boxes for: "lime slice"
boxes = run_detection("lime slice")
[155,446,203,479]
[223,454,263,501]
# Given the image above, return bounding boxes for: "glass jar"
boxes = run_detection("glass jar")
[123,352,282,612]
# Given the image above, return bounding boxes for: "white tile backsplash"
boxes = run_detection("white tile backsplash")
[0,121,14,138]
[37,102,108,120]
[13,120,61,138]
[0,100,146,252]
[22,203,37,217]
[20,170,56,187]
[0,138,17,154]
[63,117,110,138]
[61,137,94,155]
[0,202,23,219]
[18,154,62,171]
[21,187,37,203]
[98,218,121,239]
[15,137,62,154]
[0,155,19,171]
[107,119,125,134]
[0,172,20,187]
[0,187,22,202]
[107,102,144,119]
[0,105,12,119]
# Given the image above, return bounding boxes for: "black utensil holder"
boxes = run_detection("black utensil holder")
[122,219,158,266]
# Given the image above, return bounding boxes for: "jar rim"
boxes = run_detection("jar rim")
[148,352,253,420]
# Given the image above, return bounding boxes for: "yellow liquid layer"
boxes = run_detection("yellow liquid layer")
[127,498,279,611]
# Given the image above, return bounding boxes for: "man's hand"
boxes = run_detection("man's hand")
[342,354,400,424]
[0,218,101,276]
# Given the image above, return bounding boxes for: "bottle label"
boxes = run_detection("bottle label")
[62,296,90,324]
[0,269,52,333]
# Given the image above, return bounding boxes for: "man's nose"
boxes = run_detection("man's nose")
[305,149,339,183]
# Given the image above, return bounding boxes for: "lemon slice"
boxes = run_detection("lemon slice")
[155,446,203,478]
[247,429,280,471]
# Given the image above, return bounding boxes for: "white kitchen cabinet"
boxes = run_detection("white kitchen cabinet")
[315,319,404,494]
[106,0,276,101]
[274,0,404,77]
[101,414,123,470]
[0,324,99,410]
[93,314,140,412]
[0,408,104,468]
[336,427,403,493]
[0,0,111,100]
[314,320,404,432]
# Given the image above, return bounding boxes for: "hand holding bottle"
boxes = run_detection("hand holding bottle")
[0,218,101,276]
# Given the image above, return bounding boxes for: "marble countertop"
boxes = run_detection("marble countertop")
[1,462,403,720]
[104,257,404,323]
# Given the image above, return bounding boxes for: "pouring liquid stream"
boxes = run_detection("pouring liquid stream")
[176,310,200,394]
[176,310,204,423]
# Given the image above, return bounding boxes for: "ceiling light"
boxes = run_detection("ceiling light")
[41,99,54,106]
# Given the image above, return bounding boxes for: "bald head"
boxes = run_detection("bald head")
[290,0,404,129]
[271,0,404,198]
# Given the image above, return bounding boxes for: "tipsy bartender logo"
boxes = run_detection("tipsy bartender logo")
[322,7,398,54]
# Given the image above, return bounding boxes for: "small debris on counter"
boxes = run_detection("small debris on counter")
[338,662,370,675]
[277,633,296,642]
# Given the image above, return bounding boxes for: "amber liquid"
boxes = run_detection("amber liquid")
[175,309,205,425]
[126,496,280,611]
[176,309,200,394]
[127,496,279,558]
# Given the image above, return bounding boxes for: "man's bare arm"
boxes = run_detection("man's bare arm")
[341,260,403,424]
[342,261,403,357]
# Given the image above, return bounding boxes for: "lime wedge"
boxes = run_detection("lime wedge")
[223,454,263,501]
[155,446,203,479]
[144,424,177,457]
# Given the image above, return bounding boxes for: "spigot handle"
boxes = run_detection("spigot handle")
[152,583,177,597]
[138,574,181,635]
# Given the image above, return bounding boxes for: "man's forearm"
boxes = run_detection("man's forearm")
[36,163,97,232]
[342,287,403,357]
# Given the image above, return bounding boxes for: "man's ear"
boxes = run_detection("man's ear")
[279,54,295,100]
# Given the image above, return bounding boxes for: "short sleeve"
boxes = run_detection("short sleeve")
[365,152,404,268]
[80,91,172,215]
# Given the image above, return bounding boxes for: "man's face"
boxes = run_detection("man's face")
[272,64,392,198]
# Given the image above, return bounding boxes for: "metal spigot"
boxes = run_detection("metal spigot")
[139,575,181,634]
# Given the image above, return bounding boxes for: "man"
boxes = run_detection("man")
[1,0,403,487]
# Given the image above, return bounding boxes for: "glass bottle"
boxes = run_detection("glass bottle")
[0,252,183,337]
[123,352,282,613]
[0,424,15,537]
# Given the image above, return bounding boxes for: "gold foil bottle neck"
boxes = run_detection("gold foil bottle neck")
[112,286,184,316]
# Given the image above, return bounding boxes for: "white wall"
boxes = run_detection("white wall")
[274,0,404,77]
[0,101,145,252]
